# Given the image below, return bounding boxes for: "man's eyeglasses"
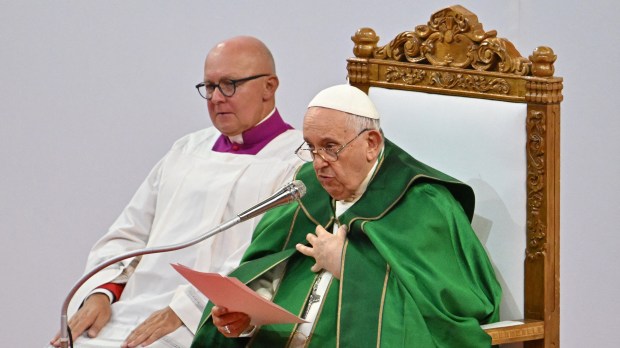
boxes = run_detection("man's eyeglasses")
[295,129,370,162]
[195,74,270,100]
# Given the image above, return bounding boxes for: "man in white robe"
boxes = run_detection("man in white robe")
[50,36,302,348]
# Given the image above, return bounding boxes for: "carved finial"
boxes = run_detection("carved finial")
[530,46,557,77]
[352,28,379,58]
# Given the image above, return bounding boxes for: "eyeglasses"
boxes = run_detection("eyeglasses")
[195,74,270,100]
[295,129,370,162]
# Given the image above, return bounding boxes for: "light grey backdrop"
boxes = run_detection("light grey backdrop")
[1,1,618,347]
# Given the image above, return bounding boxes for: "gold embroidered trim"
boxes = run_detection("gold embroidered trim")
[336,239,350,348]
[282,204,301,250]
[377,263,391,347]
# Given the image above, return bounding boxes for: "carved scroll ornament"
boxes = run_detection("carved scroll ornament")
[526,109,547,260]
[352,5,534,76]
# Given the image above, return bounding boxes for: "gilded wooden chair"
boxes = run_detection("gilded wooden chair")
[347,5,561,347]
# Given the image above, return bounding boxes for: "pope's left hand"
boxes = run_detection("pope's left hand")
[296,224,348,278]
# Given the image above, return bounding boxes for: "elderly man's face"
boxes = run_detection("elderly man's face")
[303,107,380,201]
[203,39,276,136]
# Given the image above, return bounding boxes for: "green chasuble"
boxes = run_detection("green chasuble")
[192,139,501,348]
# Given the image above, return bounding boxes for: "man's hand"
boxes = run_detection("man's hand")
[49,293,111,347]
[121,306,182,347]
[211,306,252,338]
[296,224,348,278]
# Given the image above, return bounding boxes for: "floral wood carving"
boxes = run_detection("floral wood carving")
[384,67,426,85]
[383,66,512,95]
[526,109,547,260]
[428,72,510,94]
[353,5,533,76]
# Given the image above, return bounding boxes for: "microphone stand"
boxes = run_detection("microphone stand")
[58,180,305,348]
[58,216,241,348]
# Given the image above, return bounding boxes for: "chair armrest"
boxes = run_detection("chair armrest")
[482,319,545,345]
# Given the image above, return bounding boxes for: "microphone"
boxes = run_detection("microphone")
[58,180,306,348]
[238,180,306,222]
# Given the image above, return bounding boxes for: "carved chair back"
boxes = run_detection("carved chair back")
[347,5,561,347]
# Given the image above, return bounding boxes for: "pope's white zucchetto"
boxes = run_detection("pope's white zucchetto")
[307,84,380,120]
